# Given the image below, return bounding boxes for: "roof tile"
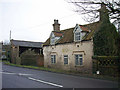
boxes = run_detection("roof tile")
[43,21,101,46]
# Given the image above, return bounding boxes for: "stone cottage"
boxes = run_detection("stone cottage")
[43,20,100,74]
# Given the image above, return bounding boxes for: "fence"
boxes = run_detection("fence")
[92,56,120,76]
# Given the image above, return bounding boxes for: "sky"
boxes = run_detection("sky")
[0,0,87,43]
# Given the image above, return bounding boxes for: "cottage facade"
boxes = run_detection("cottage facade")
[43,20,100,74]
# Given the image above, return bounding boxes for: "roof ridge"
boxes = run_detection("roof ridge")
[61,27,74,32]
[78,21,100,26]
[11,39,43,43]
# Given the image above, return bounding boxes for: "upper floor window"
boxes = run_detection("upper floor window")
[51,37,55,45]
[75,32,81,41]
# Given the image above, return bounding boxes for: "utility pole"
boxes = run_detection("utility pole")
[10,30,11,41]
[9,30,11,63]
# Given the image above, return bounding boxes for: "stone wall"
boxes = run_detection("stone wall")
[43,41,93,74]
[11,45,19,64]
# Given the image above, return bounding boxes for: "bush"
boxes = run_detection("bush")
[92,56,120,60]
[92,55,120,76]
[20,49,37,66]
[16,57,21,65]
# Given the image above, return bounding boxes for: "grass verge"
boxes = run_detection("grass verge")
[3,61,119,82]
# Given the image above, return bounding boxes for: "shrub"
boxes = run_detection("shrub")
[92,55,120,76]
[92,56,120,60]
[16,57,21,65]
[20,49,37,66]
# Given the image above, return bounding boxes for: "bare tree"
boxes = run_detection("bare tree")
[68,0,120,23]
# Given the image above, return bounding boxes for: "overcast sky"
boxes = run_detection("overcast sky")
[0,0,87,43]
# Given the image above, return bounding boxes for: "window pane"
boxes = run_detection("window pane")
[75,55,79,65]
[79,55,82,57]
[80,58,83,65]
[75,54,83,65]
[54,55,56,63]
[51,55,56,64]
[64,55,68,64]
[75,32,81,41]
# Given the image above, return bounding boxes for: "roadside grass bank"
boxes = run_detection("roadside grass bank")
[3,61,119,82]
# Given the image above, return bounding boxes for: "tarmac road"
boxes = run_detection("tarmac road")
[2,63,119,88]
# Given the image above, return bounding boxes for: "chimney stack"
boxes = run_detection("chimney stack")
[53,19,60,31]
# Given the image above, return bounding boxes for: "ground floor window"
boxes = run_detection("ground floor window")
[75,54,83,65]
[64,55,68,65]
[51,55,56,64]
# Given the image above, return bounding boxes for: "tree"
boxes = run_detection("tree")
[68,0,120,23]
[93,8,119,56]
[68,0,120,56]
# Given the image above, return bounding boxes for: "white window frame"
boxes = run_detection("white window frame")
[51,37,55,45]
[51,55,56,64]
[73,24,82,42]
[64,55,68,65]
[50,32,55,45]
[75,54,83,66]
[75,32,81,41]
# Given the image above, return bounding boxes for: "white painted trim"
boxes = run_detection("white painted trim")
[73,24,82,42]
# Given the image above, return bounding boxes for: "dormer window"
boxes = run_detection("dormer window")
[50,32,55,45]
[75,32,81,41]
[51,37,55,45]
[74,24,82,42]
[74,24,89,42]
[50,31,63,45]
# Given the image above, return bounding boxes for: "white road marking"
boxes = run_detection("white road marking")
[2,71,63,87]
[0,72,16,75]
[28,77,63,88]
[0,72,32,76]
[18,73,32,76]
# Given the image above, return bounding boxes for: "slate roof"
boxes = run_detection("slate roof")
[11,40,43,48]
[43,21,101,46]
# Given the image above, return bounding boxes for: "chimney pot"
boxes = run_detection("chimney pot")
[53,19,60,31]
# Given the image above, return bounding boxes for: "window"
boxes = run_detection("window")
[75,54,83,65]
[75,32,81,41]
[51,55,56,64]
[64,55,68,65]
[51,37,55,45]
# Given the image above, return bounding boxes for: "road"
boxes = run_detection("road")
[1,63,119,88]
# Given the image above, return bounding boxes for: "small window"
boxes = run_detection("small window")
[51,55,56,64]
[64,55,68,65]
[51,37,55,45]
[75,32,81,41]
[75,54,83,65]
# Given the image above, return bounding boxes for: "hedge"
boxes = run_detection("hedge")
[92,55,120,76]
[92,56,120,60]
